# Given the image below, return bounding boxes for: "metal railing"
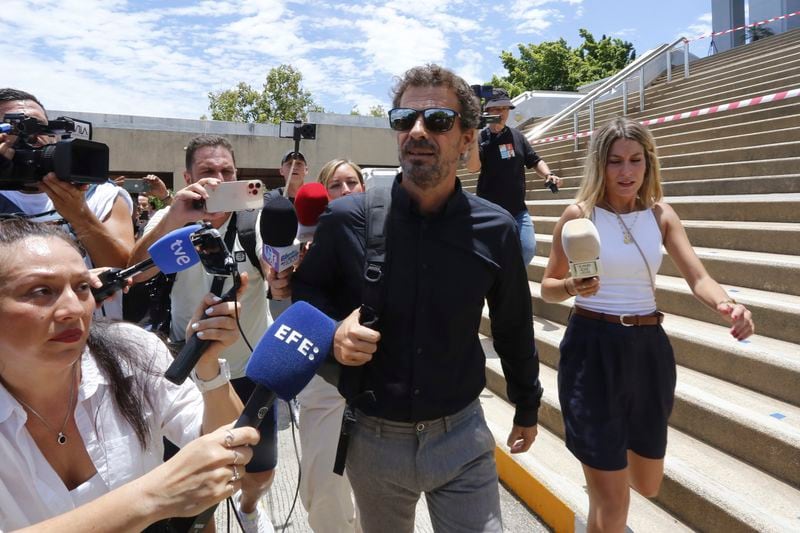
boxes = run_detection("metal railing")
[525,36,690,149]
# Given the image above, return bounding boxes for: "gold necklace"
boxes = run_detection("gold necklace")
[12,362,78,446]
[605,204,640,245]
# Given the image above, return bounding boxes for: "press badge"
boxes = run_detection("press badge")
[499,143,515,159]
[234,250,247,263]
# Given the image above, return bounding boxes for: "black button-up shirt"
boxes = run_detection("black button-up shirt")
[293,176,542,426]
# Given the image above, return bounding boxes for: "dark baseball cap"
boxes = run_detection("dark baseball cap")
[485,88,515,109]
[282,150,306,164]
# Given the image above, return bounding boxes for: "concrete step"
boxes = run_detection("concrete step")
[520,267,800,406]
[661,140,800,168]
[526,193,800,223]
[480,390,692,532]
[523,175,800,200]
[528,226,800,297]
[481,343,800,533]
[531,99,800,159]
[534,122,800,172]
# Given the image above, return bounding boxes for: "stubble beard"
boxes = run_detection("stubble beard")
[399,141,455,190]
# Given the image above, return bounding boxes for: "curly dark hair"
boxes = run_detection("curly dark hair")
[391,64,480,130]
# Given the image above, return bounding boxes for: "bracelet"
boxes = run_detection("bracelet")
[564,278,576,296]
[191,358,230,393]
[160,191,173,202]
[717,298,737,306]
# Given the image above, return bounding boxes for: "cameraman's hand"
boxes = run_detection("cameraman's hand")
[0,132,17,162]
[39,173,90,222]
[333,308,380,366]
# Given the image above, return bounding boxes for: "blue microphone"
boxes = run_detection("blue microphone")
[92,224,202,301]
[235,301,336,430]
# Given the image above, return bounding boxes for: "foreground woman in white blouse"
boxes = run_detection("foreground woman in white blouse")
[0,218,259,531]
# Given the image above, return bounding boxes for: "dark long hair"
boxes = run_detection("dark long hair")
[0,219,154,448]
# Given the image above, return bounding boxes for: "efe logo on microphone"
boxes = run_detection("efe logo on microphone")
[273,325,321,360]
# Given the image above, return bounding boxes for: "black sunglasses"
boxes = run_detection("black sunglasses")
[388,107,461,133]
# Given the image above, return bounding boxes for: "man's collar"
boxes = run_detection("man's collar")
[393,173,464,218]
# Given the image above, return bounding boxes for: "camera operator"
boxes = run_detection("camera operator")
[0,89,134,319]
[465,88,561,265]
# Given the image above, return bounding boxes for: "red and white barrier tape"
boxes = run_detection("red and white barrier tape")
[687,10,800,42]
[530,87,800,145]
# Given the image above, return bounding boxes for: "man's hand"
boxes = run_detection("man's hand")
[333,308,380,366]
[266,266,293,300]
[507,424,538,454]
[0,131,18,162]
[165,177,225,227]
[144,174,170,201]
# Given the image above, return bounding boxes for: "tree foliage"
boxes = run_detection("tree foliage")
[493,29,636,94]
[207,64,323,123]
[350,104,387,117]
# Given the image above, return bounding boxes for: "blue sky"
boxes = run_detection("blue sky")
[2,0,717,120]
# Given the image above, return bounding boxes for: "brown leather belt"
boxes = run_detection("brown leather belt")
[573,306,664,327]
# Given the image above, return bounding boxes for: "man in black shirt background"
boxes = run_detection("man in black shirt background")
[466,88,561,265]
[293,65,542,533]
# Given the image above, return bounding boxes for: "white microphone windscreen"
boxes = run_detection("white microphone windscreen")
[562,218,602,278]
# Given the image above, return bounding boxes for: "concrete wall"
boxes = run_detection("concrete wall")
[48,110,399,189]
[713,0,747,52]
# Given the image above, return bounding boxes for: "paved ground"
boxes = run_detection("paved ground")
[215,401,550,532]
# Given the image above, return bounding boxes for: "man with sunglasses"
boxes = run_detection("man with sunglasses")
[293,64,542,533]
[465,88,561,265]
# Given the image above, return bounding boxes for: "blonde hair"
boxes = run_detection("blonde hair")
[575,117,662,216]
[317,159,364,189]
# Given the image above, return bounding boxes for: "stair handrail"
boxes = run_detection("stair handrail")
[525,36,690,144]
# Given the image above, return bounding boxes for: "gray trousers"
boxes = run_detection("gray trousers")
[346,399,503,533]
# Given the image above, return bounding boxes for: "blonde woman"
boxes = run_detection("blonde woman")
[541,117,753,532]
[317,159,364,199]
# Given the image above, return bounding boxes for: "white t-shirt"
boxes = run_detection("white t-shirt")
[0,183,134,320]
[0,323,203,531]
[144,208,271,379]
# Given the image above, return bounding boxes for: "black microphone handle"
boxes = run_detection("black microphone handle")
[91,258,156,302]
[234,385,277,430]
[163,282,238,385]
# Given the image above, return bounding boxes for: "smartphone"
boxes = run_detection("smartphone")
[203,180,264,213]
[122,179,151,194]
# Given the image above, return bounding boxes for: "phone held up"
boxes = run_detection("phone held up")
[195,180,265,213]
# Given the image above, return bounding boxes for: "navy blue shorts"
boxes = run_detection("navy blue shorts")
[231,375,278,473]
[558,313,676,471]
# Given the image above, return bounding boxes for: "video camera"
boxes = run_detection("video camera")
[0,113,109,190]
[471,84,502,129]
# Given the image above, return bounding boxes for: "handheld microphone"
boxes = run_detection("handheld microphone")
[234,301,336,431]
[92,224,203,302]
[294,182,329,243]
[164,224,241,385]
[259,193,300,272]
[561,218,603,278]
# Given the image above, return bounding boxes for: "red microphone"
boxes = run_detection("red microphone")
[294,182,329,243]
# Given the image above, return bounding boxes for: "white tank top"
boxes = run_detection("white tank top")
[69,471,108,508]
[575,206,662,315]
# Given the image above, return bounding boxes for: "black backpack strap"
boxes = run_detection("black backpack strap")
[235,208,265,279]
[333,185,392,477]
[359,185,393,328]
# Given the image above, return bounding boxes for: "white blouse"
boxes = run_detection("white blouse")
[0,323,204,531]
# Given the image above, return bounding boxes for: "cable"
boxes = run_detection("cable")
[281,401,303,532]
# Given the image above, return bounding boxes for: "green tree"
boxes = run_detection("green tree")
[207,64,323,123]
[350,104,387,117]
[493,29,636,93]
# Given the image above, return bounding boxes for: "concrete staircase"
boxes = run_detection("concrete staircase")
[463,28,800,532]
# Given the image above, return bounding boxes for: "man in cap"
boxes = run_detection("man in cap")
[466,88,561,265]
[279,149,308,199]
